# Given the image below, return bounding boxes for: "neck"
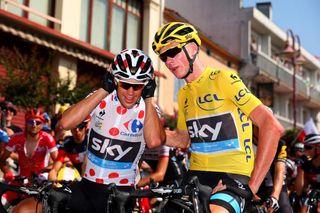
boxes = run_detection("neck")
[185,58,205,83]
[75,136,85,144]
[27,132,39,140]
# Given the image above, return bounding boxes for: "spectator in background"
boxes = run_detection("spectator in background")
[290,142,306,170]
[1,101,22,134]
[0,108,57,207]
[0,129,9,157]
[0,108,58,180]
[48,118,89,182]
[52,104,71,145]
[41,112,53,135]
[292,142,305,159]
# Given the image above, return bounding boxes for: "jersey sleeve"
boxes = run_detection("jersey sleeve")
[5,134,20,152]
[275,140,287,163]
[217,70,262,116]
[44,133,58,153]
[158,145,170,157]
[56,149,67,163]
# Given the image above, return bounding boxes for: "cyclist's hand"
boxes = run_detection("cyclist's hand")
[101,71,116,93]
[4,171,14,182]
[222,179,253,200]
[212,180,226,194]
[141,79,156,99]
[265,196,279,212]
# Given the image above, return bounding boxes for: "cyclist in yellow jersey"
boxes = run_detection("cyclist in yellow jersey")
[152,22,284,213]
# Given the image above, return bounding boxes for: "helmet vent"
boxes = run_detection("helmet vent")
[164,23,183,38]
[117,55,126,71]
[176,27,193,35]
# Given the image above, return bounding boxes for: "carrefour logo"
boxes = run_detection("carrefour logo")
[124,119,143,133]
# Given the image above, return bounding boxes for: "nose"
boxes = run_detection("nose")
[126,87,135,94]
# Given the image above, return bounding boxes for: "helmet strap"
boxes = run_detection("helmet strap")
[181,45,199,79]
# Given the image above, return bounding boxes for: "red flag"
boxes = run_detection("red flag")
[297,118,319,142]
[297,130,306,142]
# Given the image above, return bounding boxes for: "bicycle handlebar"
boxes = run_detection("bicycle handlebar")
[106,176,211,213]
[0,179,72,213]
[0,181,49,213]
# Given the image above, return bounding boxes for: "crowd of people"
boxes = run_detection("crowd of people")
[0,21,318,213]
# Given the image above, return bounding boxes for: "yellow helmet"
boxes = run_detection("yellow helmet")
[152,22,201,55]
[58,103,70,114]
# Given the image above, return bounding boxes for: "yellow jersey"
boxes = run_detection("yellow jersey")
[177,67,262,176]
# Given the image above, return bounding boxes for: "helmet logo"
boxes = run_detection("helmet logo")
[185,34,192,40]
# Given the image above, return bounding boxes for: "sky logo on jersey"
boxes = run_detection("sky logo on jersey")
[196,93,224,111]
[124,119,143,133]
[88,129,141,163]
[187,113,239,153]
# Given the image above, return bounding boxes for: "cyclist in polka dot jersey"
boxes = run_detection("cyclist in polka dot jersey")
[56,49,166,213]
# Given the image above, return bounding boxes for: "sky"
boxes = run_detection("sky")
[242,0,320,58]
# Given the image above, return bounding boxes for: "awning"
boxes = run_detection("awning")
[0,10,113,69]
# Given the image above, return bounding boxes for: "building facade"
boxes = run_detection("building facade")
[0,0,239,128]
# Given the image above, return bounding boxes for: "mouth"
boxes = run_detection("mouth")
[167,64,179,71]
[124,95,136,104]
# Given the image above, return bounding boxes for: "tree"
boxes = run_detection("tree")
[0,45,93,112]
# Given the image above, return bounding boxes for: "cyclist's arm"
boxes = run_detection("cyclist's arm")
[0,149,12,173]
[143,99,166,148]
[294,166,305,196]
[48,160,63,181]
[271,160,286,200]
[81,153,88,176]
[165,129,190,149]
[59,88,108,130]
[137,156,169,187]
[50,150,58,162]
[248,105,284,193]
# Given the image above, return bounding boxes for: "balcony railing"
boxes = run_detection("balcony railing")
[256,53,309,97]
[310,87,320,103]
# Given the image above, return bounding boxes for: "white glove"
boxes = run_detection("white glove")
[266,196,279,211]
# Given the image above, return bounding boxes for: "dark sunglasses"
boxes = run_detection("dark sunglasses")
[27,120,42,126]
[159,47,182,62]
[304,145,314,150]
[118,81,145,91]
[76,122,87,130]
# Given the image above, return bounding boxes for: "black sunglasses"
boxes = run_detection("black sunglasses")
[159,47,183,62]
[118,81,145,91]
[27,120,42,126]
[76,122,87,130]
